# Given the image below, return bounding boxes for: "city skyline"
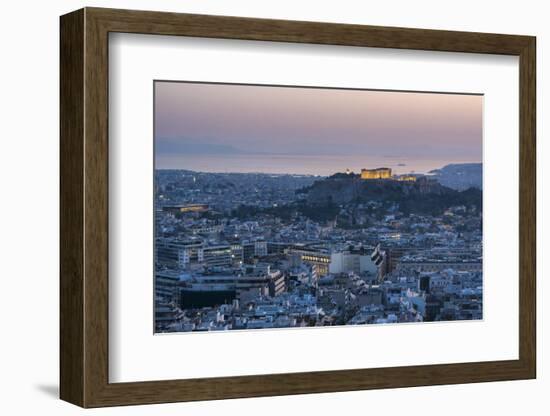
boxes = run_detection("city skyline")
[154,81,483,175]
[154,80,483,333]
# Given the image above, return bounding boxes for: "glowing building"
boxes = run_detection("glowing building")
[360,167,392,180]
[162,203,209,213]
[396,174,417,182]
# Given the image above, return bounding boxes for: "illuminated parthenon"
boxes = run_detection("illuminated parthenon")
[360,167,392,180]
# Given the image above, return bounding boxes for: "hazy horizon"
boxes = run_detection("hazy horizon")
[154,155,480,176]
[154,81,483,175]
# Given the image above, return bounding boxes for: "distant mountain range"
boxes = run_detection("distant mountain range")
[155,138,244,155]
[428,163,482,191]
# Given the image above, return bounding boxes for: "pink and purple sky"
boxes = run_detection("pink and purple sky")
[154,81,482,175]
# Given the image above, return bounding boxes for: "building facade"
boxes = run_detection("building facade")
[360,167,392,180]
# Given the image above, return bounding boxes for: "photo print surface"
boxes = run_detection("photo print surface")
[154,81,483,333]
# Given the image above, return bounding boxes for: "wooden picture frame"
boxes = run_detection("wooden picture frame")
[60,7,536,408]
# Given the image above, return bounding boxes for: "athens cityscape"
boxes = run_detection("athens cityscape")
[154,81,483,333]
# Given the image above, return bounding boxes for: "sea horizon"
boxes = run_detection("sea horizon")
[155,153,481,176]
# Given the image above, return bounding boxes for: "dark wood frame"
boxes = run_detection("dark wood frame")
[60,7,536,408]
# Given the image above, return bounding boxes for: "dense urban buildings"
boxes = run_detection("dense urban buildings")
[154,166,483,332]
[153,80,483,333]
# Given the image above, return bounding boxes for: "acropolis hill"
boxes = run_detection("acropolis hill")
[301,172,481,216]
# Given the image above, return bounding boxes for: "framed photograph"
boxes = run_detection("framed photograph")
[60,7,536,408]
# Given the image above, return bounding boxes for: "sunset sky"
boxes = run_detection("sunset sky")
[154,81,483,175]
